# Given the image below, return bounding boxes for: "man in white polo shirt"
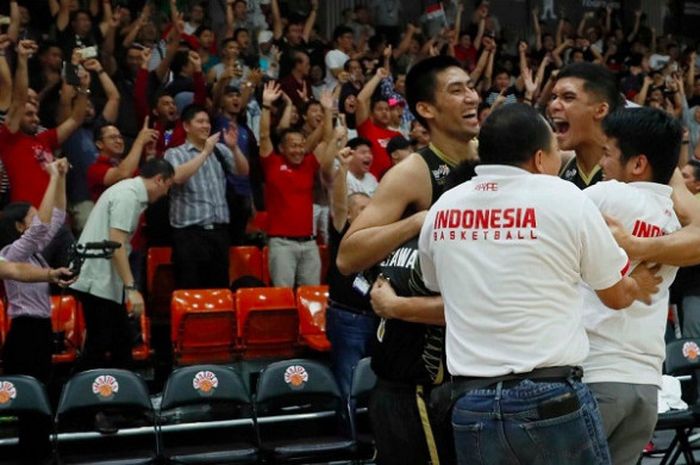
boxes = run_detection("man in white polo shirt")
[582,107,682,465]
[418,104,659,465]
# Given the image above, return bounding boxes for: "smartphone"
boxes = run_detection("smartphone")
[62,61,81,87]
[80,46,99,60]
[537,392,580,420]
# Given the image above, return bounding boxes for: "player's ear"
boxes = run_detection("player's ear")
[632,154,648,176]
[415,101,435,122]
[594,101,609,121]
[533,149,546,174]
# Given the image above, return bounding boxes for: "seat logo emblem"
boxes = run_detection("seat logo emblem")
[0,381,17,405]
[682,341,700,361]
[193,371,219,395]
[284,365,308,389]
[92,375,119,400]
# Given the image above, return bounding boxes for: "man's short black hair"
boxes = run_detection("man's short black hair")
[602,107,682,185]
[221,37,238,49]
[406,55,463,128]
[93,122,117,141]
[181,103,209,123]
[333,25,354,42]
[141,158,175,180]
[234,27,250,41]
[386,136,410,155]
[557,62,623,113]
[478,103,553,167]
[687,159,700,181]
[171,50,190,76]
[347,137,372,150]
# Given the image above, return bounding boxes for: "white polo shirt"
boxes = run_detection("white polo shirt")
[418,165,629,378]
[582,180,680,387]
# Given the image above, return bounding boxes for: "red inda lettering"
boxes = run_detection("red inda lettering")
[631,220,664,238]
[433,208,537,230]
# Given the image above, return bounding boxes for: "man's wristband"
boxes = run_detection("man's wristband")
[97,69,106,75]
[125,284,138,291]
[262,104,272,110]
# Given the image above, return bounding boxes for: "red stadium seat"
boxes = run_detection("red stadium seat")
[296,285,331,352]
[51,295,83,364]
[229,246,264,284]
[132,312,152,362]
[146,247,175,320]
[235,287,299,359]
[170,289,237,366]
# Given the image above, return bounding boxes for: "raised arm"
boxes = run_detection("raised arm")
[56,0,72,32]
[302,0,318,44]
[5,40,35,134]
[260,80,283,157]
[470,46,490,84]
[99,0,114,39]
[634,75,653,105]
[271,0,283,40]
[122,5,150,48]
[316,125,347,179]
[532,8,542,51]
[627,9,642,43]
[222,125,250,176]
[551,38,572,69]
[393,23,417,60]
[357,66,389,126]
[0,35,11,112]
[686,52,696,96]
[155,19,184,83]
[169,133,220,184]
[331,147,353,232]
[56,67,90,145]
[225,0,235,39]
[7,0,20,43]
[83,58,120,123]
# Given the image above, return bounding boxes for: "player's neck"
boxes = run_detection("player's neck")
[575,137,604,176]
[429,130,477,167]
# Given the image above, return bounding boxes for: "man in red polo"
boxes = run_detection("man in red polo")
[87,119,159,202]
[259,81,340,286]
[0,40,90,207]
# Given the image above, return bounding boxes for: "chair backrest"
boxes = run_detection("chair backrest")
[229,246,264,284]
[161,365,250,410]
[665,338,700,375]
[56,369,152,418]
[170,289,237,365]
[51,295,83,351]
[235,288,299,357]
[0,375,52,417]
[256,359,341,405]
[146,247,172,295]
[296,285,329,336]
[261,246,271,285]
[350,358,377,400]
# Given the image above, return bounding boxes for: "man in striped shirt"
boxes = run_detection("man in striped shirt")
[164,104,249,289]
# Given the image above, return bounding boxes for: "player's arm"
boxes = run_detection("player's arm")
[337,154,431,274]
[608,169,700,266]
[370,277,445,325]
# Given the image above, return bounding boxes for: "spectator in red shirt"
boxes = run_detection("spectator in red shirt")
[259,81,341,287]
[0,40,89,208]
[356,63,401,180]
[87,118,159,202]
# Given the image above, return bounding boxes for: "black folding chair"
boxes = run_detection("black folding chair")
[349,357,377,459]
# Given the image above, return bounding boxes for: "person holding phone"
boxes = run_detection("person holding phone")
[0,158,72,462]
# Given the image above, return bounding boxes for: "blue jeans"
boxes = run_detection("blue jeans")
[452,379,611,465]
[325,304,378,397]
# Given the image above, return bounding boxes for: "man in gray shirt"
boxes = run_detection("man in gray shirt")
[72,159,174,370]
[165,104,249,289]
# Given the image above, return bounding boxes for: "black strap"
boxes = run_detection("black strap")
[212,146,235,177]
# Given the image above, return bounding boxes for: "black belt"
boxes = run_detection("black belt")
[270,235,316,242]
[452,366,583,393]
[180,223,227,231]
[328,298,375,317]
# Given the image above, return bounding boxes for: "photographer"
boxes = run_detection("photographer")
[0,158,71,462]
[71,158,174,371]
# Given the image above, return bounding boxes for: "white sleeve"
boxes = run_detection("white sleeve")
[418,210,439,292]
[579,196,630,290]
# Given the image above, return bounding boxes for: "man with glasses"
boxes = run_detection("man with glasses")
[87,117,159,202]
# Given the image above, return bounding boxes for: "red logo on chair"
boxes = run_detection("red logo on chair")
[193,371,219,396]
[0,381,17,405]
[682,341,700,361]
[92,375,119,400]
[284,365,308,390]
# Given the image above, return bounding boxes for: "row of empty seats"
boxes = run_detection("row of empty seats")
[171,286,331,366]
[147,245,330,320]
[0,296,151,366]
[0,358,377,464]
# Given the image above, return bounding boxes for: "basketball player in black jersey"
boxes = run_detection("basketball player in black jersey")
[337,55,479,274]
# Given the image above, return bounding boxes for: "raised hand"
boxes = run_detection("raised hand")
[319,89,334,110]
[522,67,537,95]
[82,58,103,72]
[337,147,353,168]
[518,41,528,54]
[376,66,390,80]
[188,51,202,73]
[141,46,152,68]
[203,131,221,154]
[136,117,159,145]
[17,39,38,59]
[223,124,239,148]
[263,81,283,105]
[0,34,11,52]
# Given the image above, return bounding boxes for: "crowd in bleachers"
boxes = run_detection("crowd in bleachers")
[0,0,700,463]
